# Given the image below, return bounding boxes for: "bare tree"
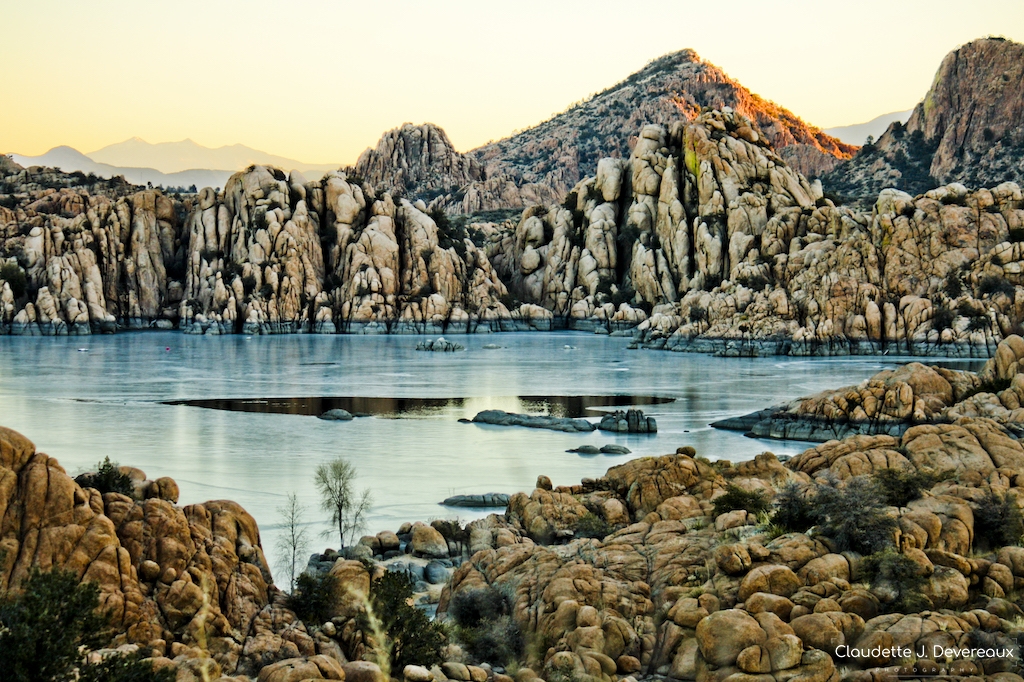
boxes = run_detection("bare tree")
[275,492,311,591]
[314,458,372,548]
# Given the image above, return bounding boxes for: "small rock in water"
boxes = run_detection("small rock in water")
[598,409,657,433]
[600,444,631,455]
[318,408,354,421]
[481,343,503,349]
[470,409,595,432]
[567,445,601,455]
[416,337,466,352]
[441,492,510,508]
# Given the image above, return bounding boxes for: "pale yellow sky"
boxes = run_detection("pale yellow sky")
[2,0,1022,164]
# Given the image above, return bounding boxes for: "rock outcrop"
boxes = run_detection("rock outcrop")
[179,166,525,335]
[824,37,1024,204]
[436,410,1024,681]
[715,336,1024,442]
[0,426,329,678]
[0,164,189,334]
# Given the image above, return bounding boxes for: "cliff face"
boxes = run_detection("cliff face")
[179,166,527,335]
[0,165,190,334]
[824,38,1024,204]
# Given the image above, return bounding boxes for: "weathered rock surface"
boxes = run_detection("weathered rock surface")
[0,166,189,334]
[598,410,657,434]
[0,425,326,677]
[441,493,511,508]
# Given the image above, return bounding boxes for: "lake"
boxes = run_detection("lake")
[0,331,984,577]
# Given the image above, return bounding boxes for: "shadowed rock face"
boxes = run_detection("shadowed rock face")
[824,37,1024,205]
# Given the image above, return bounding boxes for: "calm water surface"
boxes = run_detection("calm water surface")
[0,332,983,576]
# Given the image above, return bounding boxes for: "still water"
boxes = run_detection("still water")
[0,331,983,575]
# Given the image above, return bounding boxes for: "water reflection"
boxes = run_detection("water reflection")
[167,394,676,419]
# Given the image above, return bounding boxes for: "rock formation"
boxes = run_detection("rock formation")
[179,165,531,335]
[715,336,1024,442]
[0,162,189,334]
[0,426,335,679]
[824,37,1024,205]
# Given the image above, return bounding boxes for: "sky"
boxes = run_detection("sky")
[2,0,1022,165]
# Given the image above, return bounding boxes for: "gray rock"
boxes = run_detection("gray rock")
[319,408,354,421]
[415,337,466,352]
[470,409,596,433]
[600,444,631,455]
[424,561,450,584]
[441,493,510,508]
[343,544,373,562]
[598,409,657,433]
[567,445,601,454]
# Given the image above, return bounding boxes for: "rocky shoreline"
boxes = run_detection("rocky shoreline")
[5,336,1024,682]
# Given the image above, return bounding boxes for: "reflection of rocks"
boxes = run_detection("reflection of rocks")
[716,336,1024,442]
[415,337,465,352]
[469,409,596,432]
[598,409,657,433]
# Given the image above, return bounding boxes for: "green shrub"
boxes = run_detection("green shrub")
[811,476,897,554]
[287,571,338,626]
[872,468,938,507]
[574,512,613,539]
[861,548,931,614]
[942,272,963,298]
[450,586,506,628]
[771,482,816,533]
[712,484,770,518]
[365,571,445,671]
[259,283,275,299]
[78,652,176,682]
[973,491,1024,550]
[449,586,522,665]
[91,457,135,497]
[967,315,990,332]
[931,304,955,331]
[0,262,27,299]
[689,305,708,324]
[1009,227,1024,243]
[979,275,1015,298]
[0,568,108,682]
[459,615,523,666]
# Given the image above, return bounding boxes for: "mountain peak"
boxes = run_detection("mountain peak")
[471,47,856,194]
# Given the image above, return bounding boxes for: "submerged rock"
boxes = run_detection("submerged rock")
[318,408,354,421]
[415,337,465,352]
[441,492,510,508]
[470,409,596,432]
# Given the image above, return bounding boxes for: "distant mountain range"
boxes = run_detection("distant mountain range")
[9,138,340,191]
[823,110,914,145]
